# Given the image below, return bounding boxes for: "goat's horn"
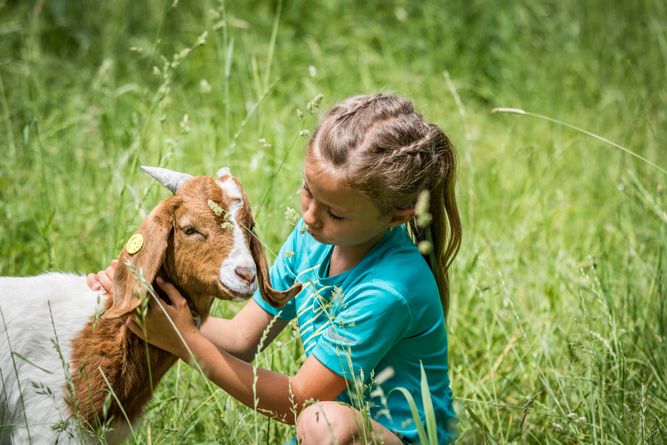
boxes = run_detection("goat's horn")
[141,166,192,193]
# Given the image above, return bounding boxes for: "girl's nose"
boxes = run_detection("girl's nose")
[302,201,321,229]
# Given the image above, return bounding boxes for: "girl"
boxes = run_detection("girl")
[88,93,461,444]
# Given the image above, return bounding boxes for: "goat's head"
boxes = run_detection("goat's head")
[103,166,302,320]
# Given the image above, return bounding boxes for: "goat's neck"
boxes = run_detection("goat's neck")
[68,294,214,430]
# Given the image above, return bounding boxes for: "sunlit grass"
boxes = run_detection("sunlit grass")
[1,0,665,443]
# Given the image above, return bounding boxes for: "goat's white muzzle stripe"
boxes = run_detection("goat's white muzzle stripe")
[216,176,257,297]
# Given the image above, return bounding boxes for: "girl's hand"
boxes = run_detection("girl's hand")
[126,277,199,360]
[86,259,118,294]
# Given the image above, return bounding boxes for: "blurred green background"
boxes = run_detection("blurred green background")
[1,0,665,443]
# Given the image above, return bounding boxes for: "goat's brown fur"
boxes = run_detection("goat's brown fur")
[68,173,301,433]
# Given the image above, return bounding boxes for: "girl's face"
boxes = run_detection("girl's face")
[300,146,395,253]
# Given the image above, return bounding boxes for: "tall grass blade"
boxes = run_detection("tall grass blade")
[420,363,438,445]
[388,387,428,444]
[492,107,667,175]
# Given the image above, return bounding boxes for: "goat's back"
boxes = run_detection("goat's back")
[0,273,107,444]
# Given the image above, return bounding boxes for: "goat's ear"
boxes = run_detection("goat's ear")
[103,199,175,319]
[249,229,302,308]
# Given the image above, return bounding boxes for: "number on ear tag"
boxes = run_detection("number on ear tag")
[126,233,144,255]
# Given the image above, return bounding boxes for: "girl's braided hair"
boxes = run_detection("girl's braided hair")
[309,93,462,316]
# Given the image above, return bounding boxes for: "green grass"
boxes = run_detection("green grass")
[1,0,666,443]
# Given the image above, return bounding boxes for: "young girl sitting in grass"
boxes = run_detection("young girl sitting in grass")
[88,93,461,444]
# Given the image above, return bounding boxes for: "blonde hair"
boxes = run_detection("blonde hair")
[310,93,462,315]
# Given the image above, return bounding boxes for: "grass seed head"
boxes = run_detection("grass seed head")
[284,207,300,227]
[418,240,433,254]
[208,199,224,217]
[415,190,432,227]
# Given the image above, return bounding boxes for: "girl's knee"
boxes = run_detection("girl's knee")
[297,402,357,445]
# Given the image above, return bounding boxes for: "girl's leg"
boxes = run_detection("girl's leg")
[297,401,403,445]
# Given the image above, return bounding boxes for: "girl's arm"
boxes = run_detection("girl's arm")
[129,277,347,424]
[87,263,283,361]
[199,301,288,362]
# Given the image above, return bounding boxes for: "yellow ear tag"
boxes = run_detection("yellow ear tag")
[126,233,144,255]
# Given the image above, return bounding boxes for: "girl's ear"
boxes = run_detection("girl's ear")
[389,208,415,226]
[103,199,176,319]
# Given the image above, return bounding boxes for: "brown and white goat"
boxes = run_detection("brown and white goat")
[0,166,301,444]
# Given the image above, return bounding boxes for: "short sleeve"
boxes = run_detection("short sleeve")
[311,284,413,381]
[252,223,302,320]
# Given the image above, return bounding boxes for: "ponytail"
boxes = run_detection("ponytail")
[407,127,461,317]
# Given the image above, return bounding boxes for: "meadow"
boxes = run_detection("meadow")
[0,0,665,443]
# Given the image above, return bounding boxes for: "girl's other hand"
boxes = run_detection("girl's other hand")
[86,259,118,294]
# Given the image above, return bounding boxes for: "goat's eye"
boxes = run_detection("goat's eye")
[183,226,199,236]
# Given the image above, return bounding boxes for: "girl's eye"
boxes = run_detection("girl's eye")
[302,182,312,197]
[327,210,343,221]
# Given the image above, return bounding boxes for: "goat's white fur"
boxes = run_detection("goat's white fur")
[0,274,112,444]
[216,173,257,298]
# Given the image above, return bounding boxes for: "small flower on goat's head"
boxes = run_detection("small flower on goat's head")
[220,222,233,232]
[208,199,224,217]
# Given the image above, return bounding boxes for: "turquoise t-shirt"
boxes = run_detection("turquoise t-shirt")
[254,219,456,443]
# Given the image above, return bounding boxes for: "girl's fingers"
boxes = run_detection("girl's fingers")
[148,294,172,313]
[96,271,113,293]
[155,277,186,306]
[96,270,113,294]
[86,273,101,291]
[86,259,119,294]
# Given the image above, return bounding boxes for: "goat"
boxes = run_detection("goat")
[0,166,301,444]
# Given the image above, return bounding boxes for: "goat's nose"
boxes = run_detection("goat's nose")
[234,266,256,284]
